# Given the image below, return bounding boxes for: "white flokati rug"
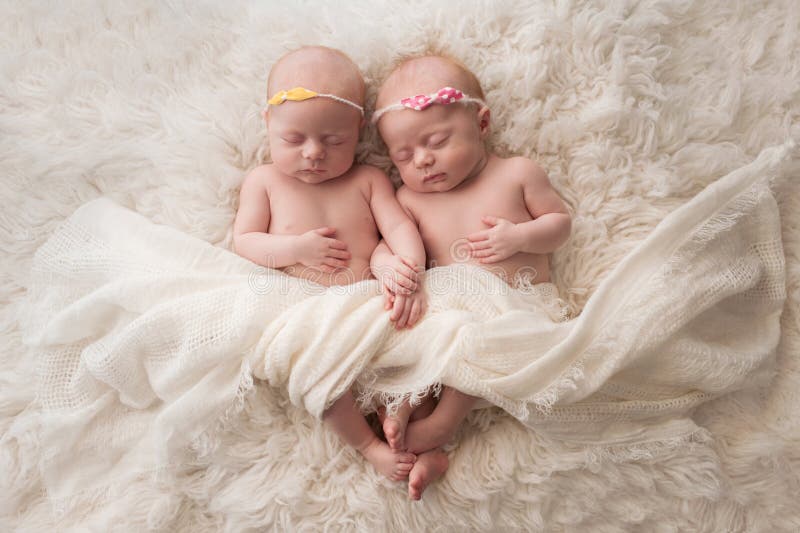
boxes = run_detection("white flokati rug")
[1,1,799,531]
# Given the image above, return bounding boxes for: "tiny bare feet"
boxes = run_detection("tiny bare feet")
[404,414,456,454]
[379,402,415,452]
[360,436,416,481]
[408,450,449,500]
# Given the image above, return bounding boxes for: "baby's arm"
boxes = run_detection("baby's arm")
[469,158,571,263]
[367,170,426,271]
[233,167,350,270]
[367,173,427,329]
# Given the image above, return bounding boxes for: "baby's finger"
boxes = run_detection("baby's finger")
[467,231,489,242]
[385,277,402,296]
[469,240,492,251]
[327,239,349,251]
[390,295,406,322]
[323,257,348,269]
[396,262,418,283]
[397,298,412,329]
[393,285,414,296]
[313,226,337,236]
[408,298,421,327]
[479,254,502,264]
[318,264,336,273]
[382,279,396,296]
[399,256,424,272]
[471,248,495,258]
[393,299,409,328]
[403,298,415,328]
[326,248,351,260]
[382,283,395,310]
[394,274,417,293]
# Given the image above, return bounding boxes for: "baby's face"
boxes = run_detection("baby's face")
[378,103,488,193]
[267,98,361,183]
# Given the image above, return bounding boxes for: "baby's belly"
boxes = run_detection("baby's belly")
[283,257,374,288]
[431,252,550,286]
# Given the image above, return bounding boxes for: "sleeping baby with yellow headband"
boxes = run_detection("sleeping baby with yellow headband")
[233,45,442,499]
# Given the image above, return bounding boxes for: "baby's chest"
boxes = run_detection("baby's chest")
[268,182,374,234]
[414,189,531,247]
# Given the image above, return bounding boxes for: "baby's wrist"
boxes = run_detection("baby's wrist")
[289,236,306,265]
[510,223,527,254]
[396,254,425,272]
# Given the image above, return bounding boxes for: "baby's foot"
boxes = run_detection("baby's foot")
[360,436,416,481]
[408,450,449,500]
[379,403,415,452]
[404,415,456,454]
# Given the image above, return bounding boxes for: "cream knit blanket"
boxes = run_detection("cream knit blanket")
[21,141,790,507]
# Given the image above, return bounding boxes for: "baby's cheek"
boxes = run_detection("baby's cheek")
[269,147,293,172]
[397,169,420,190]
[445,145,471,169]
[331,148,357,177]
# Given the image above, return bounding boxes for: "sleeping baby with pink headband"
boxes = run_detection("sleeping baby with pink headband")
[370,54,572,473]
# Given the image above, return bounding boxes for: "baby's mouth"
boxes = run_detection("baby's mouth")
[423,173,445,182]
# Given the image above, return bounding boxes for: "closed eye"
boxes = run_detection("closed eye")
[324,136,344,146]
[429,135,449,148]
[393,150,412,162]
[282,136,303,144]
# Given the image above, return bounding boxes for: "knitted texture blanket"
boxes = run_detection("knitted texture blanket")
[20,141,791,511]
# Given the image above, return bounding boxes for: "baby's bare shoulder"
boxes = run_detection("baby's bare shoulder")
[349,163,390,183]
[487,156,552,193]
[347,163,395,195]
[395,183,422,207]
[240,163,282,190]
[497,156,548,182]
[238,164,273,197]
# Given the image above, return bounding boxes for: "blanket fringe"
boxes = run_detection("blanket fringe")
[579,427,713,469]
[354,381,443,417]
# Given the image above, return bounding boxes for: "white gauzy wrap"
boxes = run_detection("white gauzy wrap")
[21,142,791,509]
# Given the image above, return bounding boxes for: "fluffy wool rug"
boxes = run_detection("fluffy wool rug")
[2,0,799,531]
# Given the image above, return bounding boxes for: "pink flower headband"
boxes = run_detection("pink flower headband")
[371,86,487,123]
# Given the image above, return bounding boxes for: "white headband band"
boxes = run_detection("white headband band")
[267,86,364,115]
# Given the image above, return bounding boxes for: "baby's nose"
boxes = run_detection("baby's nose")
[413,147,434,168]
[302,140,326,160]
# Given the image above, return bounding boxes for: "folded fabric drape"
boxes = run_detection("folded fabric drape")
[20,140,792,511]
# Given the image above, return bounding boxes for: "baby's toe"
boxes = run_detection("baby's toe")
[400,452,416,464]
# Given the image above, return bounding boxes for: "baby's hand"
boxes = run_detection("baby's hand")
[388,289,427,330]
[376,255,422,297]
[295,227,351,272]
[467,216,522,264]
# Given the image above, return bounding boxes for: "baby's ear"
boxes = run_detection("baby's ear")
[477,106,491,138]
[261,108,269,123]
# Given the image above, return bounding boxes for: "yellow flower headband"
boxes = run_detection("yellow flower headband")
[266,86,364,115]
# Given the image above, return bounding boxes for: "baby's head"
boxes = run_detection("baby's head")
[264,46,366,183]
[374,55,490,193]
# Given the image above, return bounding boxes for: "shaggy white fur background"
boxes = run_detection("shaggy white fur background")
[2,0,799,531]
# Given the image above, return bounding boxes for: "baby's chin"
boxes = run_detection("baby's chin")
[404,174,465,193]
[284,166,351,184]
